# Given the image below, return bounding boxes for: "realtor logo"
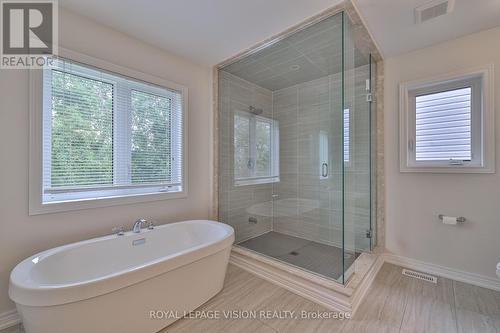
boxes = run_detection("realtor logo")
[1,0,58,68]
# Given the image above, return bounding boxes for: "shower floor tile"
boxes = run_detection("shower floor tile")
[238,231,310,257]
[238,231,359,280]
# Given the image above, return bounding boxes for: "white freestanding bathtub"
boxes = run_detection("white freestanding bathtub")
[9,220,234,333]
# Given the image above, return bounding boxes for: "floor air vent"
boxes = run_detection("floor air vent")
[402,269,437,283]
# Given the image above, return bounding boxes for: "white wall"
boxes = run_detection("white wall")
[384,26,500,279]
[0,8,212,314]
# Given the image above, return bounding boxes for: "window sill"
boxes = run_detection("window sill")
[234,177,280,187]
[400,164,495,174]
[29,190,187,215]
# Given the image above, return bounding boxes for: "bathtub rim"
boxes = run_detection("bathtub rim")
[9,220,234,307]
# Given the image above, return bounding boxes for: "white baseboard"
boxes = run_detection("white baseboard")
[0,309,20,330]
[384,253,500,292]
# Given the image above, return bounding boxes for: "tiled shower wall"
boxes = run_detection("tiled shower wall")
[218,67,371,250]
[218,71,274,243]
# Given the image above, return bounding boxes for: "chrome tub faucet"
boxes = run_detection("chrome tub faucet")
[132,218,154,233]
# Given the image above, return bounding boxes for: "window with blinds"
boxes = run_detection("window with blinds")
[399,67,495,173]
[42,58,184,203]
[415,87,472,162]
[344,108,350,163]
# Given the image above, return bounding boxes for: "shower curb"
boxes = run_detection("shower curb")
[229,246,385,314]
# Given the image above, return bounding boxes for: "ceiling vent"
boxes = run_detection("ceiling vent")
[415,0,455,24]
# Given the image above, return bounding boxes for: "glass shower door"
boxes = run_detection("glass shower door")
[268,13,346,280]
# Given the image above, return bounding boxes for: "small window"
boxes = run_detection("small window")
[319,109,349,180]
[343,108,350,163]
[30,55,187,214]
[415,87,472,162]
[400,66,495,173]
[233,111,279,186]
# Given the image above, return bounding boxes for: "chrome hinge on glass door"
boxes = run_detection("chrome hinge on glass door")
[366,79,372,102]
[366,229,372,239]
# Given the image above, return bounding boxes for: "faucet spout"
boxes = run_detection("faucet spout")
[132,218,147,233]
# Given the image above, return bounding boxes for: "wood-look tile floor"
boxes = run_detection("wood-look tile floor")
[3,263,500,333]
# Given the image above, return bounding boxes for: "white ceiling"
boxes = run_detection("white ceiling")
[59,0,343,66]
[353,0,500,57]
[60,0,500,66]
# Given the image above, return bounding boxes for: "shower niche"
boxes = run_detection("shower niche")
[216,7,380,297]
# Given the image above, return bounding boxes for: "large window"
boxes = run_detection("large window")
[399,66,495,173]
[233,111,279,186]
[30,55,186,213]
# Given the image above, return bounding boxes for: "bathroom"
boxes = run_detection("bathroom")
[1,0,500,332]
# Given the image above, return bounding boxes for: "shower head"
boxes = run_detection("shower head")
[249,106,263,115]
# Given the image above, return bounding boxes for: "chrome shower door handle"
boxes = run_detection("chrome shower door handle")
[247,158,254,170]
[321,162,328,178]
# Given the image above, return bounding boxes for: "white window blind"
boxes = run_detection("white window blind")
[233,111,279,186]
[42,58,183,203]
[46,68,114,189]
[415,87,472,162]
[344,108,350,163]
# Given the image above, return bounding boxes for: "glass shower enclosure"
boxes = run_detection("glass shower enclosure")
[217,11,374,284]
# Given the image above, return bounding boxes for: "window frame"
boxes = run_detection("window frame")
[29,48,189,215]
[399,65,495,173]
[233,110,279,186]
